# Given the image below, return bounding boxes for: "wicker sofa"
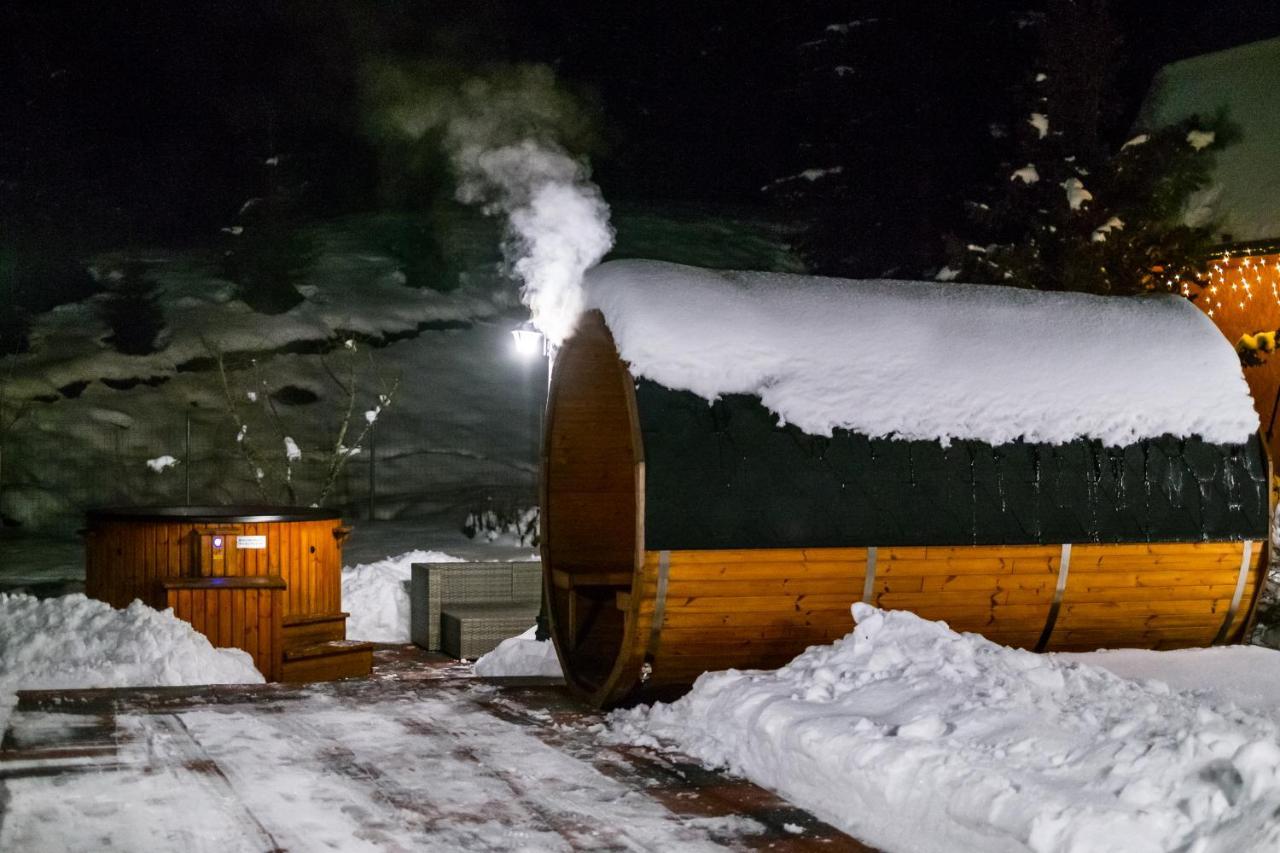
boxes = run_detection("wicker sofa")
[410,561,541,659]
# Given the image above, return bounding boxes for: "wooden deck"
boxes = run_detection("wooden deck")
[0,646,875,852]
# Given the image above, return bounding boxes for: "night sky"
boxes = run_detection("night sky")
[4,1,1280,260]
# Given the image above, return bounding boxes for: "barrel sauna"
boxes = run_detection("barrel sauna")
[543,261,1271,708]
[85,506,371,682]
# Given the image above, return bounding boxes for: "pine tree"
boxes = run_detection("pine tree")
[222,155,314,315]
[100,261,164,356]
[767,1,1023,278]
[952,0,1237,295]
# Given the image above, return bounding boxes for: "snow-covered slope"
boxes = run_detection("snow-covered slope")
[608,605,1280,853]
[2,207,801,532]
[1139,36,1280,244]
[585,260,1258,446]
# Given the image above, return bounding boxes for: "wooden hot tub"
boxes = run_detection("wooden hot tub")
[85,506,371,682]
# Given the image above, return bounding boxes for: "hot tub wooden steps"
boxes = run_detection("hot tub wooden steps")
[283,611,350,648]
[281,640,374,683]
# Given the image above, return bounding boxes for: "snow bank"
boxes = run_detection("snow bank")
[607,605,1280,853]
[1063,646,1280,714]
[341,549,463,642]
[0,593,263,734]
[473,625,563,678]
[584,260,1258,447]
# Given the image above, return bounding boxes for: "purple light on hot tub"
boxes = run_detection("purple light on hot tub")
[212,535,224,549]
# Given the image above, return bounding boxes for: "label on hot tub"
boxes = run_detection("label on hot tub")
[236,535,267,549]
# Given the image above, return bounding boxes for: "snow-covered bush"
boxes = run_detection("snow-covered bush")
[211,338,398,506]
[462,506,539,547]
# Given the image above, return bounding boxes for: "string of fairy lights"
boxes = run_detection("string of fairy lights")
[1189,249,1280,320]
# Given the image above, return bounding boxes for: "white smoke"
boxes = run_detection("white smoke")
[366,64,614,345]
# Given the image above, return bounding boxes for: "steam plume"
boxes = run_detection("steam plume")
[365,63,613,345]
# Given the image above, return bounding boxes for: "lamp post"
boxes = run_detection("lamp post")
[511,321,550,640]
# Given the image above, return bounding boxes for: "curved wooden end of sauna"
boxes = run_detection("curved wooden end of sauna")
[542,311,650,707]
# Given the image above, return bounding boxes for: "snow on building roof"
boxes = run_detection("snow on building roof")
[583,260,1259,447]
[1139,36,1280,245]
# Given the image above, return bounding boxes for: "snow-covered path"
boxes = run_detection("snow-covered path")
[0,651,861,852]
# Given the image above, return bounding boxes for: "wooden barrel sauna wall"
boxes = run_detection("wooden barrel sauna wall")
[85,506,369,682]
[542,310,1273,708]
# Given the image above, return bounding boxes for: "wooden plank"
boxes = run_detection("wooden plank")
[663,577,862,598]
[660,610,856,629]
[261,589,275,680]
[867,576,925,594]
[877,558,1017,577]
[1062,584,1240,604]
[801,547,873,561]
[551,568,634,589]
[919,574,1053,592]
[231,585,245,656]
[876,590,1003,609]
[280,646,372,683]
[665,564,867,583]
[161,575,287,590]
[1061,570,1245,589]
[657,624,846,644]
[142,522,155,605]
[192,584,206,637]
[663,549,811,564]
[920,545,1060,559]
[655,593,861,614]
[245,589,260,668]
[1059,599,1223,616]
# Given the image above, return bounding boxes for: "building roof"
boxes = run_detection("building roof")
[1139,36,1280,245]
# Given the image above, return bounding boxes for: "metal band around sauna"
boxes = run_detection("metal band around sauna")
[643,550,672,672]
[1213,540,1254,645]
[1035,543,1072,653]
[861,546,878,604]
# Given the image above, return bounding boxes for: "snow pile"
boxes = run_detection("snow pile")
[0,593,262,733]
[473,625,563,678]
[341,549,464,642]
[585,260,1258,446]
[1062,646,1280,712]
[607,605,1280,853]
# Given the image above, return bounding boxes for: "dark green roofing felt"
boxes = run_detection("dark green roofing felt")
[636,380,1269,551]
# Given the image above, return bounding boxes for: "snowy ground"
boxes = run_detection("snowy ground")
[0,652,853,852]
[6,526,1280,851]
[608,605,1280,853]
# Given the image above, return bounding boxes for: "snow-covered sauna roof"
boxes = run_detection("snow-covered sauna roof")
[582,260,1259,448]
[1139,36,1280,245]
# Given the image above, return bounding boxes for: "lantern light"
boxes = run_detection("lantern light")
[511,322,545,359]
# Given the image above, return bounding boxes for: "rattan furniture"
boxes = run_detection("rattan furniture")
[410,562,540,658]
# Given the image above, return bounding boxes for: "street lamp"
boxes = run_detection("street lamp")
[511,320,550,640]
[511,322,545,358]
